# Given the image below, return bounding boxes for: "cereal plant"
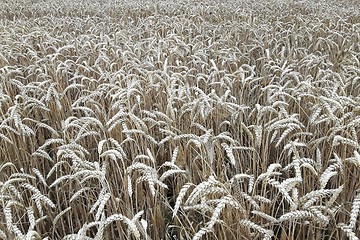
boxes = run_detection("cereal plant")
[0,0,360,239]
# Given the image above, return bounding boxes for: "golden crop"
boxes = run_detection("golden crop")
[0,0,359,239]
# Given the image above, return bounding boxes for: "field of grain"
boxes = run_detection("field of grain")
[0,0,360,239]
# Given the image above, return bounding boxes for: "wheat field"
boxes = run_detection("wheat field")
[0,0,360,239]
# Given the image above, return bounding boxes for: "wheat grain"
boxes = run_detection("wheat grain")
[192,227,212,240]
[279,210,315,222]
[53,207,72,226]
[239,220,273,239]
[338,223,359,240]
[95,193,111,221]
[349,192,360,229]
